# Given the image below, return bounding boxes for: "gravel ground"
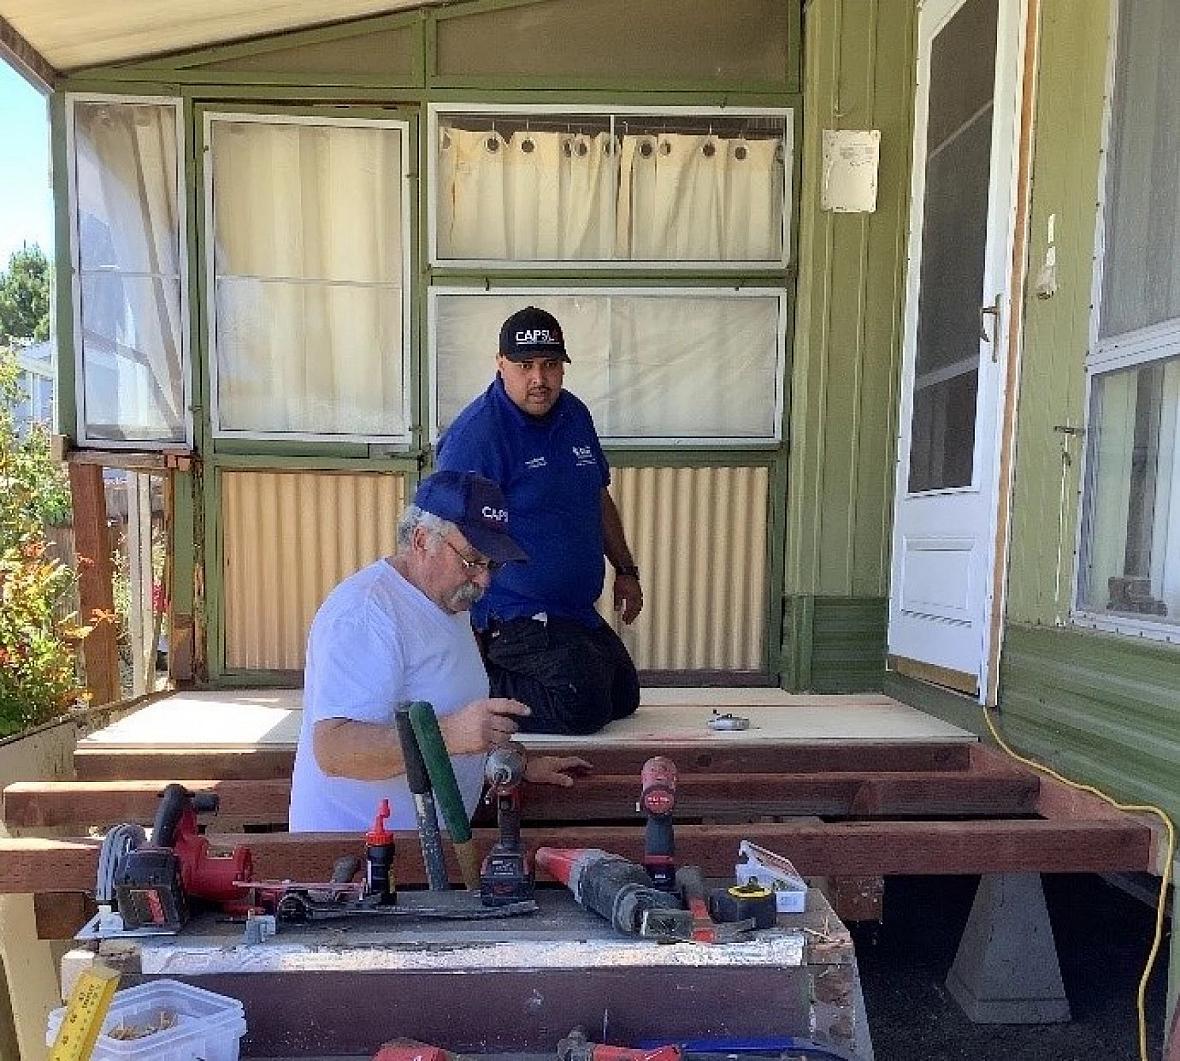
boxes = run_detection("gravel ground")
[855,874,1172,1060]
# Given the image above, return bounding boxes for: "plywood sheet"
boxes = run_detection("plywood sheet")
[76,687,974,750]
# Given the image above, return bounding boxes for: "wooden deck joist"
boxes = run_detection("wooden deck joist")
[3,770,1042,829]
[0,817,1151,899]
[70,740,975,781]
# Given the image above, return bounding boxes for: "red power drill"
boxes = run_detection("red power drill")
[559,1028,682,1061]
[114,783,253,931]
[479,742,534,906]
[638,756,678,890]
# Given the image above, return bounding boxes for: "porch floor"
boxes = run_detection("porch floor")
[75,687,977,751]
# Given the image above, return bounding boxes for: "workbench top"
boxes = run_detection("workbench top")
[95,888,854,978]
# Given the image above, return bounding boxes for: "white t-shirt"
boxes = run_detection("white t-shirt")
[289,559,489,832]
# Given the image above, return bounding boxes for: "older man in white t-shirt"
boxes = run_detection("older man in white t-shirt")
[289,470,589,832]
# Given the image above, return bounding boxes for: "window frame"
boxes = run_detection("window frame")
[426,284,788,448]
[1071,0,1180,645]
[66,92,192,450]
[426,102,795,272]
[202,109,415,444]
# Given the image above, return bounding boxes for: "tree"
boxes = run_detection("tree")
[0,345,86,736]
[0,244,51,345]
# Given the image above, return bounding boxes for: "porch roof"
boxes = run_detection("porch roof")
[1,0,432,81]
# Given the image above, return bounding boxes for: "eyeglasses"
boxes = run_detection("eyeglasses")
[444,539,504,574]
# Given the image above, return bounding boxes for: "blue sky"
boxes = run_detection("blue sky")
[0,61,53,267]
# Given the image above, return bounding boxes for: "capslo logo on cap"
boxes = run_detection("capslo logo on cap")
[515,329,560,345]
[481,505,508,523]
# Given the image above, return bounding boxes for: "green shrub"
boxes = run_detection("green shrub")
[0,346,89,736]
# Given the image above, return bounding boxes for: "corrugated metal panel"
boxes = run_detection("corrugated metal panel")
[1000,624,1180,823]
[222,470,405,671]
[598,465,769,672]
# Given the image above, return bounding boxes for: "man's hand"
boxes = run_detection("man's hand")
[440,698,531,755]
[613,572,643,624]
[524,754,593,788]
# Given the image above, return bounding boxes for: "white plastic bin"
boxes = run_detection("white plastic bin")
[47,979,247,1061]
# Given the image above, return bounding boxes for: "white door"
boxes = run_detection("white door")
[888,0,1023,699]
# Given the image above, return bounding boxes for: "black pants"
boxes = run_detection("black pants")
[481,616,640,736]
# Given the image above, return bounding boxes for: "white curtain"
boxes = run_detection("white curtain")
[617,133,783,261]
[433,292,780,442]
[74,101,185,442]
[438,128,616,261]
[438,125,784,263]
[211,119,405,438]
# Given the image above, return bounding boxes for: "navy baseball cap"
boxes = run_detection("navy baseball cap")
[413,470,528,565]
[499,306,570,363]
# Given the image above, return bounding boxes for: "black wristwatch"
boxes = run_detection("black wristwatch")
[615,564,640,579]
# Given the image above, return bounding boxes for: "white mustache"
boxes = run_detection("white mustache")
[450,582,485,609]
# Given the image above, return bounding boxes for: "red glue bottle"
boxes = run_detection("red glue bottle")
[366,799,396,905]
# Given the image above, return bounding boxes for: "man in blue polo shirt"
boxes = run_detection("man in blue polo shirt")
[435,306,643,736]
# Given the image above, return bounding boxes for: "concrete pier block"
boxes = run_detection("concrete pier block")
[946,872,1071,1023]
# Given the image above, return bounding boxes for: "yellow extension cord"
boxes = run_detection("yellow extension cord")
[981,704,1175,1061]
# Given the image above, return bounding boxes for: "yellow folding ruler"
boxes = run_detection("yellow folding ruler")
[49,963,121,1061]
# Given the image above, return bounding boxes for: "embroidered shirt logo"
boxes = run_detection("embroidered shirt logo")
[572,445,597,466]
[525,456,547,469]
[481,506,509,522]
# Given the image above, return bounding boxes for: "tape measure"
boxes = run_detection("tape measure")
[49,963,121,1061]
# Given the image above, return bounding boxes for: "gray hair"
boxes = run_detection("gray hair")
[396,505,457,554]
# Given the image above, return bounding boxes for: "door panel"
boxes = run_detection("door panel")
[889,0,1023,698]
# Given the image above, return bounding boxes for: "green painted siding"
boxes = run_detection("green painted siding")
[1000,624,1180,824]
[1006,0,1111,625]
[786,0,913,600]
[783,596,887,693]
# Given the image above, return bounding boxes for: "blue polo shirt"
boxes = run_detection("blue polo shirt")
[436,376,611,629]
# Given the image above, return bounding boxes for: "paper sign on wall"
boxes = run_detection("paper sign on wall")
[821,129,881,213]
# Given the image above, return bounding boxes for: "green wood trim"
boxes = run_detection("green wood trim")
[782,595,887,693]
[208,669,303,688]
[58,78,183,95]
[78,70,424,89]
[883,671,988,738]
[169,467,196,621]
[182,85,426,102]
[50,93,76,441]
[601,450,778,468]
[427,269,796,285]
[211,454,420,474]
[425,88,799,108]
[430,75,794,94]
[193,101,418,121]
[784,0,802,96]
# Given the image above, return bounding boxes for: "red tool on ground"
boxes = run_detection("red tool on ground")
[535,847,681,936]
[638,756,677,890]
[558,1027,683,1061]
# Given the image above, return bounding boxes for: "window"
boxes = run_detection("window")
[1076,0,1180,641]
[430,288,785,445]
[205,113,411,442]
[430,105,791,269]
[68,96,188,447]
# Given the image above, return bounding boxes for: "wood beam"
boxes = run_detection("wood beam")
[72,740,975,781]
[68,463,120,706]
[0,817,1151,895]
[4,771,1041,830]
[0,15,56,92]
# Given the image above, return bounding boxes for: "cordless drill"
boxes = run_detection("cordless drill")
[479,742,534,906]
[638,756,678,890]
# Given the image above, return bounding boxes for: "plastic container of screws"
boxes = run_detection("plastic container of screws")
[46,980,247,1061]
